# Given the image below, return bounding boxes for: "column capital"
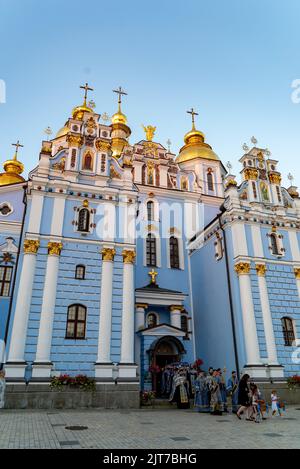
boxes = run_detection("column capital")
[135,303,148,310]
[101,247,116,261]
[294,268,300,279]
[169,305,184,312]
[234,262,251,275]
[256,264,267,277]
[24,239,40,254]
[47,242,63,256]
[122,249,136,264]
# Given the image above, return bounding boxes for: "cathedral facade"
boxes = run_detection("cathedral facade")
[0,85,299,405]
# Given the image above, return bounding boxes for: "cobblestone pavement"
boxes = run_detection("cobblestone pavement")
[0,407,299,449]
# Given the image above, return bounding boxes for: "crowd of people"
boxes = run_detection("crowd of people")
[163,365,285,421]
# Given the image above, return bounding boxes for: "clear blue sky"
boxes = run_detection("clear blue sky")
[0,0,300,186]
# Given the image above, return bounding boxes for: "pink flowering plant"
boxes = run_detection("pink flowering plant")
[50,374,96,391]
[287,375,300,390]
[140,390,156,405]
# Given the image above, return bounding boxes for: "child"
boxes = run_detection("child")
[271,390,281,417]
[0,370,6,409]
[251,384,261,423]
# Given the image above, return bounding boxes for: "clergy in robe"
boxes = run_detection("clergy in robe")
[169,369,190,409]
[227,371,239,413]
[194,371,210,413]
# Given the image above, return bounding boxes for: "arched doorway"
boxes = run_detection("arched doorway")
[149,336,185,397]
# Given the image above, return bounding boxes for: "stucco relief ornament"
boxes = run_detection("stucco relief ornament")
[0,252,14,264]
[234,262,251,275]
[95,139,111,152]
[67,134,83,147]
[294,268,300,279]
[86,117,97,135]
[24,239,40,254]
[122,249,136,264]
[256,264,267,277]
[101,248,116,261]
[48,242,63,256]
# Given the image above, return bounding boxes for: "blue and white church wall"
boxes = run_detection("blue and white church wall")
[0,183,25,364]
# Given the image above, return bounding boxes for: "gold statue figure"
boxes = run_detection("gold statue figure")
[142,125,156,142]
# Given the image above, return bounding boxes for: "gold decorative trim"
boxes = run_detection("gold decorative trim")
[234,262,251,275]
[95,139,111,152]
[256,264,267,277]
[136,303,149,309]
[169,305,185,312]
[269,173,282,185]
[244,168,258,181]
[294,268,300,279]
[101,248,116,261]
[225,179,237,188]
[48,242,63,256]
[67,134,83,147]
[24,239,40,254]
[82,199,89,208]
[122,249,136,264]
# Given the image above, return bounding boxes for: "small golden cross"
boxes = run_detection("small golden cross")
[148,269,158,284]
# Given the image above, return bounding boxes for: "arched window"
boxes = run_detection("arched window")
[0,265,13,297]
[147,313,157,328]
[66,304,87,339]
[82,152,93,171]
[281,317,295,346]
[207,171,214,191]
[78,208,90,232]
[146,233,157,266]
[270,233,279,255]
[142,165,146,185]
[75,265,85,280]
[170,237,180,269]
[147,201,154,221]
[181,314,188,334]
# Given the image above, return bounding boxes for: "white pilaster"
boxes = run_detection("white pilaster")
[6,240,40,379]
[170,306,183,329]
[32,242,62,378]
[95,248,115,379]
[251,225,264,258]
[28,193,44,234]
[231,222,248,258]
[255,264,278,365]
[119,250,137,378]
[234,262,262,374]
[289,231,300,262]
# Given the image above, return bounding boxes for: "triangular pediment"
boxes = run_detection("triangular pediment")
[138,323,186,337]
[0,237,18,253]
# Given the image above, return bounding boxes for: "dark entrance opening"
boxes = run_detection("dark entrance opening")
[150,336,185,398]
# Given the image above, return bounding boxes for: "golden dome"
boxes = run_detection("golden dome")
[111,109,127,125]
[72,103,93,120]
[176,125,219,164]
[55,125,70,139]
[0,156,25,186]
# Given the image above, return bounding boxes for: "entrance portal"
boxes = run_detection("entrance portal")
[151,336,184,397]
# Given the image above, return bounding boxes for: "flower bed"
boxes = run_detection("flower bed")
[50,374,96,392]
[287,375,300,390]
[140,390,156,406]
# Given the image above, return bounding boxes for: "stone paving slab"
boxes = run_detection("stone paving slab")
[0,407,299,449]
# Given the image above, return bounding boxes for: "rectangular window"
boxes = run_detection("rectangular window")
[0,266,13,297]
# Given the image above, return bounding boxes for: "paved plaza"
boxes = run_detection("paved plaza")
[0,407,299,449]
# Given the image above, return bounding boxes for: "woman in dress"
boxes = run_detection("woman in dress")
[236,374,250,420]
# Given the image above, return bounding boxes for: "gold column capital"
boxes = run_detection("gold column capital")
[256,264,267,277]
[269,173,282,185]
[48,242,63,256]
[294,268,300,279]
[101,247,116,261]
[244,168,258,181]
[169,305,185,312]
[24,239,40,254]
[234,262,251,275]
[122,249,136,264]
[135,303,148,310]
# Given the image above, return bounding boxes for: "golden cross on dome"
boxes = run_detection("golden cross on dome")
[148,269,158,285]
[12,140,24,160]
[80,82,94,106]
[187,107,198,129]
[113,86,127,110]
